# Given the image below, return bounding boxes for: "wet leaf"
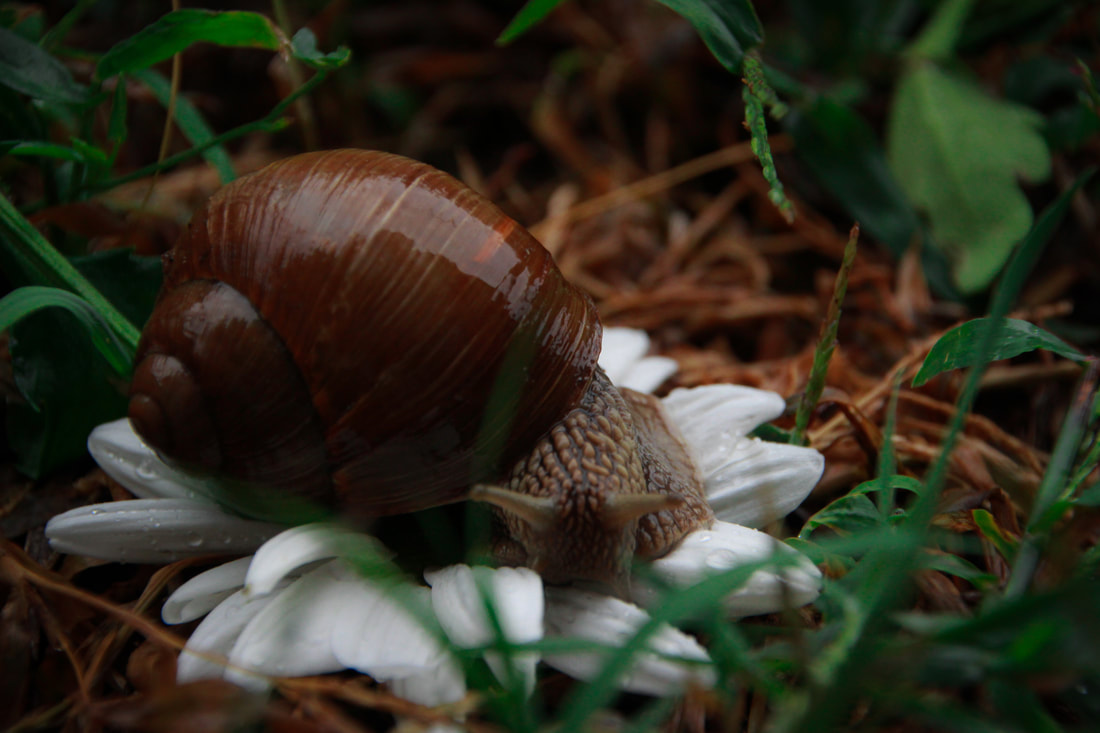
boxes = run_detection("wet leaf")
[913,317,1087,386]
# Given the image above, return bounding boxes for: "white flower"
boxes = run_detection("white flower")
[45,328,824,706]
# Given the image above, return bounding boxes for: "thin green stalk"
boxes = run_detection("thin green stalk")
[85,66,332,194]
[793,224,859,444]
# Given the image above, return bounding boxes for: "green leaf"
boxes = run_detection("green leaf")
[852,474,924,496]
[8,308,128,478]
[913,317,1087,386]
[496,0,569,44]
[887,63,1052,293]
[1,140,90,163]
[96,9,284,80]
[0,193,142,353]
[971,508,1017,562]
[918,551,997,587]
[289,28,350,70]
[0,287,134,377]
[801,493,884,539]
[0,26,89,103]
[651,0,763,74]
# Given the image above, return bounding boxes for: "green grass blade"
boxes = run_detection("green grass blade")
[496,0,569,45]
[133,68,235,183]
[0,286,133,376]
[556,553,804,727]
[0,193,141,353]
[909,168,1094,529]
[652,0,763,74]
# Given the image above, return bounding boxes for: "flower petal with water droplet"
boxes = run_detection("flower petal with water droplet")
[87,418,206,501]
[45,499,282,563]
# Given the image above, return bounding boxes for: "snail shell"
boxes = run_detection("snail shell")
[129,149,710,587]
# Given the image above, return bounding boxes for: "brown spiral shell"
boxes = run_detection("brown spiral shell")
[128,149,601,519]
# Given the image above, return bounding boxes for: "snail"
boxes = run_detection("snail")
[128,149,713,591]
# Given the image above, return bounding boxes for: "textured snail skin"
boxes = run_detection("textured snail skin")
[129,149,710,587]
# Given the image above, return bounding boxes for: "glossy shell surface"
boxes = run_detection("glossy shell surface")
[130,149,601,517]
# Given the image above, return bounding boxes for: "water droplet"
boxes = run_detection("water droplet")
[136,461,158,480]
[187,535,205,548]
[705,549,737,570]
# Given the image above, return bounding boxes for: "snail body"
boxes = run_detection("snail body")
[129,149,712,588]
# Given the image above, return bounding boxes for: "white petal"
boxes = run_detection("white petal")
[162,556,253,624]
[426,565,543,694]
[617,357,678,394]
[226,561,451,694]
[389,658,467,707]
[176,585,285,688]
[660,385,823,527]
[661,385,786,450]
[598,328,651,384]
[634,521,821,616]
[702,439,824,528]
[329,577,448,680]
[224,562,349,685]
[44,499,283,563]
[543,588,714,696]
[87,419,206,501]
[244,523,389,596]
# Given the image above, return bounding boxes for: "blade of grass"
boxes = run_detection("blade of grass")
[496,0,569,45]
[86,41,347,194]
[0,286,133,377]
[774,169,1093,732]
[0,193,140,352]
[556,551,807,727]
[1003,359,1099,599]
